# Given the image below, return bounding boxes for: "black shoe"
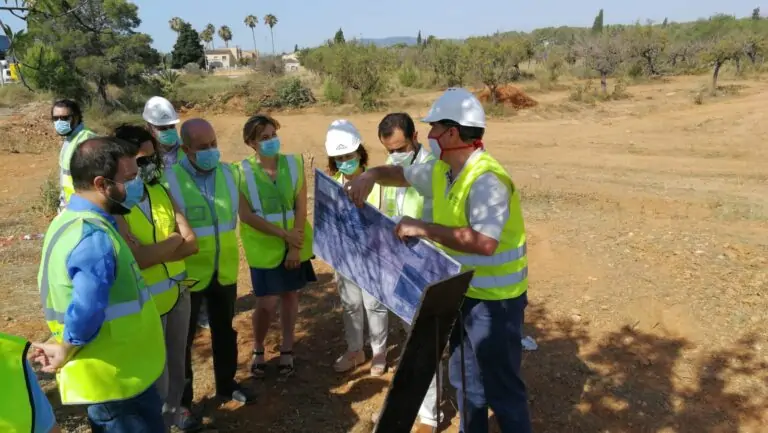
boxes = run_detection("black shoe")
[176,408,204,432]
[217,385,255,404]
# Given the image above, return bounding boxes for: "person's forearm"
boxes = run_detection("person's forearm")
[166,238,199,262]
[241,210,287,238]
[422,223,498,256]
[134,237,183,269]
[368,165,410,187]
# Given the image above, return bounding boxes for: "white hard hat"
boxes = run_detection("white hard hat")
[142,96,179,126]
[325,119,362,157]
[421,87,486,128]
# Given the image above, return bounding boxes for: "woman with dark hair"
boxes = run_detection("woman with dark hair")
[323,119,389,377]
[111,124,203,432]
[237,114,316,378]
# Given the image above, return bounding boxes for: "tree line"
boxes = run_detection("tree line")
[299,10,768,105]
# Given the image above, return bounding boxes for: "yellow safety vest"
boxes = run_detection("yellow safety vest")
[163,162,240,290]
[59,126,97,207]
[430,152,528,301]
[239,154,314,269]
[381,146,435,219]
[38,209,166,404]
[123,183,186,315]
[0,333,33,433]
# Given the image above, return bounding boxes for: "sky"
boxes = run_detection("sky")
[3,1,764,54]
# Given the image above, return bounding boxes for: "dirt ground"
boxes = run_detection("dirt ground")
[1,75,767,432]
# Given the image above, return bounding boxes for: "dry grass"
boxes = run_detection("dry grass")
[1,74,767,432]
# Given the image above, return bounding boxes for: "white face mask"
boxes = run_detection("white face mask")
[428,138,442,160]
[388,151,415,167]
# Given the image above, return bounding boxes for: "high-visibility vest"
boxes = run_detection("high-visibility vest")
[239,154,314,269]
[59,126,98,207]
[163,163,240,290]
[333,171,381,208]
[123,183,186,315]
[37,210,166,404]
[430,152,528,301]
[0,333,33,433]
[381,146,435,220]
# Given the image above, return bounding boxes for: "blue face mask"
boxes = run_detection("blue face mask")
[195,148,220,171]
[54,120,72,136]
[120,178,145,210]
[157,128,179,146]
[337,158,360,176]
[259,137,281,157]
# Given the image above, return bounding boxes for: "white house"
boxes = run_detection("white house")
[281,53,301,73]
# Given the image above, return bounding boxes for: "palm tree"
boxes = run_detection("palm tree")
[218,25,233,48]
[264,14,278,55]
[202,23,216,49]
[200,26,214,50]
[169,17,185,35]
[244,15,258,56]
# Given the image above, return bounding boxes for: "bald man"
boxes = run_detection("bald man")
[163,119,254,422]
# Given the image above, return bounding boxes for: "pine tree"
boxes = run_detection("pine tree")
[591,9,604,33]
[171,22,205,68]
[334,28,346,45]
[417,30,422,45]
[752,7,761,20]
[294,44,299,52]
[662,17,668,27]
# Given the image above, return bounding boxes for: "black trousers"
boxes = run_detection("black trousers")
[182,273,238,408]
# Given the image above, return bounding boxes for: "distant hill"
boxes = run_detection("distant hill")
[358,36,418,47]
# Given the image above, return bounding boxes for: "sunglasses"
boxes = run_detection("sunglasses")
[52,115,72,122]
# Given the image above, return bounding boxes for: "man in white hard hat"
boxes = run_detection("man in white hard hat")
[345,88,532,433]
[143,96,185,167]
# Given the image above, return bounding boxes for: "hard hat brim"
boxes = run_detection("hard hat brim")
[145,117,180,126]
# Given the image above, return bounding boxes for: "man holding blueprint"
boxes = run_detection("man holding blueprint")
[345,88,532,433]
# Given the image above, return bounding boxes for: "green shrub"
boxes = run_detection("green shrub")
[323,77,345,105]
[398,65,418,87]
[34,170,60,217]
[261,77,316,109]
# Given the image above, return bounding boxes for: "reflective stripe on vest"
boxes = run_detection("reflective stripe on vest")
[430,153,528,300]
[165,165,239,238]
[0,333,34,433]
[39,217,154,324]
[241,156,299,223]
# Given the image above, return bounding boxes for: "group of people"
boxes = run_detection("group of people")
[0,87,532,433]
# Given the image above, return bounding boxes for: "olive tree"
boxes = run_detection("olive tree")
[467,37,527,103]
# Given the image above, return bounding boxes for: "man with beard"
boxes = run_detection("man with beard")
[33,136,167,432]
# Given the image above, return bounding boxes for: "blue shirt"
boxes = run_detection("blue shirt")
[24,361,57,433]
[62,195,118,346]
